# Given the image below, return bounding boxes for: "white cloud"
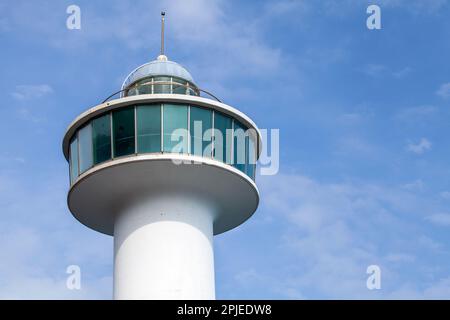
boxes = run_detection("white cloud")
[405,0,448,14]
[0,276,112,300]
[362,64,388,77]
[440,191,450,200]
[423,277,450,299]
[234,268,264,286]
[402,179,424,191]
[406,138,432,154]
[436,83,450,99]
[426,213,450,227]
[385,253,416,263]
[12,84,53,100]
[258,173,442,298]
[337,113,364,125]
[0,173,113,299]
[263,0,309,17]
[324,0,447,15]
[362,64,412,79]
[163,0,281,83]
[396,105,437,122]
[16,107,46,123]
[3,0,281,88]
[417,235,444,252]
[335,136,377,156]
[393,67,413,78]
[0,225,113,299]
[0,153,26,165]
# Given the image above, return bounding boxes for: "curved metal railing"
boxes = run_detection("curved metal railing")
[102,81,222,104]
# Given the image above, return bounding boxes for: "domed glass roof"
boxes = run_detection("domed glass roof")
[121,56,195,90]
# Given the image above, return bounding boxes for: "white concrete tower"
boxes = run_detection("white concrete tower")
[62,13,261,300]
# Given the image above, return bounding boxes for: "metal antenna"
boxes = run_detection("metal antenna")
[160,11,165,56]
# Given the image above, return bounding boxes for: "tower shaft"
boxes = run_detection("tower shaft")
[113,193,215,299]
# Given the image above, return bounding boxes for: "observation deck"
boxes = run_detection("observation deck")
[62,55,262,236]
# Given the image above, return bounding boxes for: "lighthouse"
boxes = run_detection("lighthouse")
[62,13,261,300]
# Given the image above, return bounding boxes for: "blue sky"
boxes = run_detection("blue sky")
[1,0,450,299]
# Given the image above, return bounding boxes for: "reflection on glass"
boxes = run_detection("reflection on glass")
[127,87,138,96]
[92,114,111,165]
[78,124,93,173]
[233,121,246,173]
[214,112,232,164]
[137,105,161,153]
[124,77,199,97]
[113,107,135,157]
[138,83,152,94]
[247,135,256,179]
[69,104,257,182]
[163,104,188,153]
[134,78,152,94]
[173,78,187,95]
[70,137,79,183]
[190,106,212,157]
[154,76,171,94]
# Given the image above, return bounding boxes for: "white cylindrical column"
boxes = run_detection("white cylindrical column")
[113,194,216,300]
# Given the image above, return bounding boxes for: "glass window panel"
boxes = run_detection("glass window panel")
[246,135,257,180]
[134,78,152,95]
[136,78,152,94]
[113,107,135,157]
[137,105,161,153]
[137,83,152,94]
[214,112,232,164]
[92,114,112,165]
[190,106,212,157]
[154,76,171,94]
[233,121,246,173]
[163,104,188,153]
[173,81,187,95]
[78,124,93,173]
[126,87,138,96]
[69,136,79,184]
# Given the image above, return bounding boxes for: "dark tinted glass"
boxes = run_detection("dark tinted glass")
[92,114,111,164]
[113,107,135,157]
[233,121,246,173]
